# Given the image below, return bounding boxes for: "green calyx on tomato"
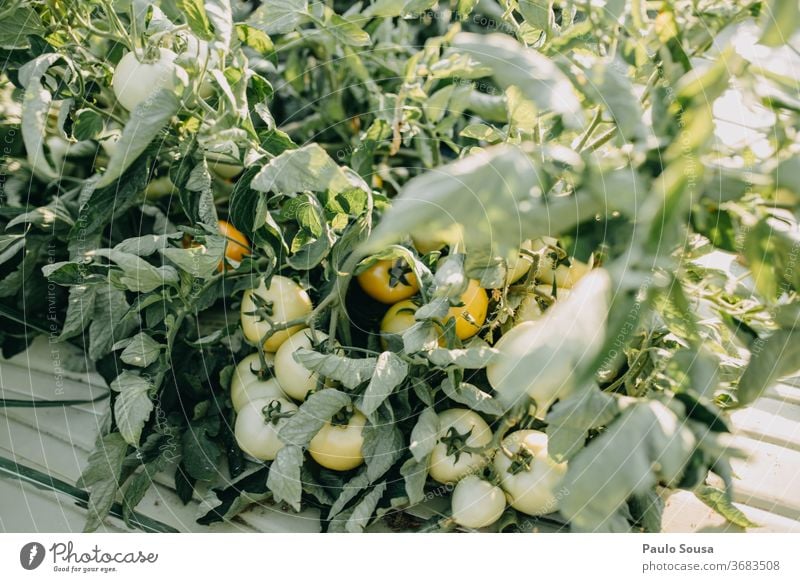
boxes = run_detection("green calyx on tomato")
[358,258,420,304]
[240,275,313,352]
[308,407,366,471]
[429,408,492,484]
[234,396,298,461]
[493,430,567,517]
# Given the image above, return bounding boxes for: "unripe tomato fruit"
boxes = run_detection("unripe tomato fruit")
[112,49,183,111]
[429,408,492,484]
[379,300,418,348]
[230,353,280,411]
[451,475,507,529]
[357,259,419,304]
[493,430,567,516]
[274,329,328,401]
[309,409,366,471]
[443,279,488,340]
[235,397,297,461]
[240,276,313,352]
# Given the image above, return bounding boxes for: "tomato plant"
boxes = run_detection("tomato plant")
[1,0,798,535]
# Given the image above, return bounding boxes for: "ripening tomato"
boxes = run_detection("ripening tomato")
[240,276,313,352]
[451,475,507,529]
[537,258,590,289]
[308,408,366,471]
[112,49,185,111]
[493,430,567,517]
[274,329,328,401]
[235,397,297,461]
[429,408,492,484]
[379,300,418,347]
[357,259,419,304]
[443,279,489,340]
[218,220,250,266]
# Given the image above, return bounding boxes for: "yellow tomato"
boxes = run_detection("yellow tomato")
[218,220,250,266]
[357,259,419,304]
[308,409,366,471]
[443,279,489,340]
[379,300,418,348]
[240,276,313,352]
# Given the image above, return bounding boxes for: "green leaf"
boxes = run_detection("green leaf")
[59,284,97,341]
[695,485,758,528]
[250,143,355,195]
[97,90,180,188]
[402,0,437,17]
[409,407,439,462]
[346,481,386,532]
[89,286,137,361]
[19,53,63,179]
[0,4,44,49]
[278,389,352,446]
[518,1,554,33]
[181,419,222,482]
[546,387,619,461]
[453,33,582,127]
[120,332,163,368]
[363,145,545,258]
[326,13,371,47]
[70,156,151,239]
[328,469,370,518]
[760,0,800,47]
[90,248,179,292]
[359,352,408,416]
[161,237,225,278]
[737,330,800,406]
[72,108,104,141]
[583,57,646,142]
[362,423,404,482]
[77,432,128,532]
[110,371,154,446]
[402,321,440,353]
[175,0,212,39]
[441,379,505,416]
[235,23,274,54]
[248,0,309,36]
[293,350,376,389]
[427,344,498,368]
[267,444,304,512]
[6,199,74,231]
[204,0,233,50]
[560,401,697,532]
[629,490,664,533]
[400,457,428,505]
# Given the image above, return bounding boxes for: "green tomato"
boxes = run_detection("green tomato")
[231,352,283,412]
[308,409,366,471]
[274,329,328,401]
[429,408,492,484]
[234,397,297,461]
[493,430,567,517]
[240,275,313,352]
[112,49,184,111]
[451,475,507,529]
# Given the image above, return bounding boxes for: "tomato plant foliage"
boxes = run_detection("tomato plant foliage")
[1,0,799,532]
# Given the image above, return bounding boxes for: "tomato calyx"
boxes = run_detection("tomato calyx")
[246,293,275,321]
[440,425,484,462]
[330,405,356,427]
[388,259,415,289]
[506,446,535,475]
[261,399,295,425]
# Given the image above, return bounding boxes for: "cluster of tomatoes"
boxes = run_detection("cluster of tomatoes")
[213,215,591,528]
